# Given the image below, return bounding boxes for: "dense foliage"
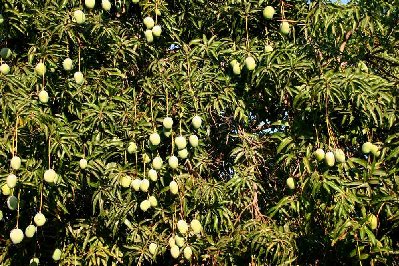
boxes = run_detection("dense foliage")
[1,0,398,265]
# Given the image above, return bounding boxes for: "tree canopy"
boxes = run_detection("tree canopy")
[0,0,398,265]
